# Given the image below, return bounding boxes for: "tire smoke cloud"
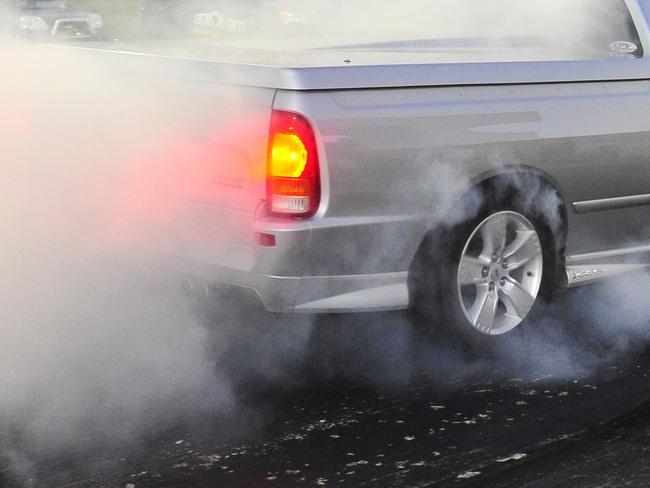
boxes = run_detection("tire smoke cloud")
[1,1,648,485]
[0,42,245,482]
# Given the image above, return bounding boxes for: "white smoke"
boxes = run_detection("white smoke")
[0,0,648,485]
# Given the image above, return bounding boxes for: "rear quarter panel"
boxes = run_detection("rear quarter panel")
[274,79,650,273]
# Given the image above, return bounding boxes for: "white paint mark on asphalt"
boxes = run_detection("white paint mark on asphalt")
[457,470,481,479]
[496,453,528,463]
[346,460,368,467]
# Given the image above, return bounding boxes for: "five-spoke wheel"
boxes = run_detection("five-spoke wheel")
[457,211,543,336]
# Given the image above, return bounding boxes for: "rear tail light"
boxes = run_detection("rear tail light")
[267,110,320,218]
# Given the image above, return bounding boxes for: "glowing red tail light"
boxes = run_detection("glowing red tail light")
[267,110,320,218]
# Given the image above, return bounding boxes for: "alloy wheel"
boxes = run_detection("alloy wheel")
[456,211,544,336]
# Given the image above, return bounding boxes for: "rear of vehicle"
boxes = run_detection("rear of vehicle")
[124,81,277,305]
[104,65,320,313]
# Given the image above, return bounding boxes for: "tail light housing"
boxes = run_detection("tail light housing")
[267,110,320,218]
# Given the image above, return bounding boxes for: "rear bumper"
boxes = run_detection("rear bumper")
[151,199,426,313]
[167,253,409,313]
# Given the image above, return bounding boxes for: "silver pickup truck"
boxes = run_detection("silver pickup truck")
[83,0,650,346]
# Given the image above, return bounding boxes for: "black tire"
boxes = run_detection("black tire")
[408,178,564,352]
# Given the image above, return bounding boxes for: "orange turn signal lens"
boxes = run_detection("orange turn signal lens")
[270,133,308,178]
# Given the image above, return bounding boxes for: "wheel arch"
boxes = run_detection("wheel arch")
[408,165,569,311]
[470,166,569,247]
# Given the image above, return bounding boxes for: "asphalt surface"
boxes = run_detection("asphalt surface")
[4,292,650,488]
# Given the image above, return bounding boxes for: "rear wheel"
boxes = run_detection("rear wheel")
[410,184,562,350]
[457,211,543,336]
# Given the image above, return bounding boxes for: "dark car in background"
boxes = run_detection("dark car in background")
[4,0,104,40]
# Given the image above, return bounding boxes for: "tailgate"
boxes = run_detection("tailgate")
[118,79,274,272]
